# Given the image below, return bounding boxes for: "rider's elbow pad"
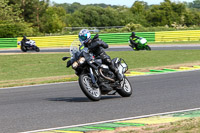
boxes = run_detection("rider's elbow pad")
[101,42,108,48]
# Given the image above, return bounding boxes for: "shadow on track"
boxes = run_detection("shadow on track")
[46,96,122,102]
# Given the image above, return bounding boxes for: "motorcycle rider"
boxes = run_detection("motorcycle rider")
[78,29,123,83]
[21,36,30,46]
[129,32,140,50]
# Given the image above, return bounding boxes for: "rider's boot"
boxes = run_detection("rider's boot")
[109,62,123,82]
[115,70,123,82]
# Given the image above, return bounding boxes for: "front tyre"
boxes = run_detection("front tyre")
[35,46,40,52]
[79,74,101,101]
[117,76,132,97]
[145,45,151,51]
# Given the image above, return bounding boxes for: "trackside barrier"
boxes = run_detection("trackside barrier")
[155,30,200,42]
[1,30,200,49]
[0,38,17,48]
[17,35,78,48]
[97,32,155,44]
[16,32,155,48]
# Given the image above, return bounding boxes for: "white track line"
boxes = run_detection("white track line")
[21,107,200,133]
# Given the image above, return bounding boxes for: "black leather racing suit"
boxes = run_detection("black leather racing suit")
[129,35,140,50]
[86,36,122,82]
[21,36,30,46]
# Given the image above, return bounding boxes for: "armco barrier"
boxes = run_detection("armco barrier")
[97,32,155,44]
[17,35,77,48]
[1,30,200,49]
[16,32,155,48]
[155,30,200,42]
[0,38,17,48]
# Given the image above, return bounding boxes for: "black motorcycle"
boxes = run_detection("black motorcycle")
[62,39,132,101]
[18,40,40,52]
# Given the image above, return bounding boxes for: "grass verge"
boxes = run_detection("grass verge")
[1,50,200,88]
[116,117,200,133]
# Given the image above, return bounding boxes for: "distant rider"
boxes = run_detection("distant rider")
[78,29,123,82]
[21,36,30,46]
[129,32,140,50]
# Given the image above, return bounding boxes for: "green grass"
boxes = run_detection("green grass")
[109,50,200,69]
[0,50,200,87]
[0,53,71,81]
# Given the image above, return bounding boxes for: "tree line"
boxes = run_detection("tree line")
[0,0,200,37]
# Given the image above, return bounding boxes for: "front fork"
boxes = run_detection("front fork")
[89,67,97,84]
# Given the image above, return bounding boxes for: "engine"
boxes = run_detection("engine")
[99,64,115,82]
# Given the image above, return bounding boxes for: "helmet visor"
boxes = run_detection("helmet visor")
[79,35,87,41]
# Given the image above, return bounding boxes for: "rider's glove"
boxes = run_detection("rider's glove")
[62,57,68,61]
[67,60,72,67]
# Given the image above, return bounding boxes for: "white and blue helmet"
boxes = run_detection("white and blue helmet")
[78,29,91,44]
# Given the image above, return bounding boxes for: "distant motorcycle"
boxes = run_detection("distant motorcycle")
[62,39,132,101]
[18,40,40,52]
[129,37,151,51]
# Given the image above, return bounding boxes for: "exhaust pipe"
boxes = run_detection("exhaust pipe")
[99,68,115,82]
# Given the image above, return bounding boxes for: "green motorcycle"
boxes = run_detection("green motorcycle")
[129,37,151,51]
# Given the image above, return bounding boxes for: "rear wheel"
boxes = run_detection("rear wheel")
[117,76,132,97]
[145,45,151,51]
[79,74,101,101]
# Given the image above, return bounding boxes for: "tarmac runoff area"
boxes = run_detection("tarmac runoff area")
[20,66,200,133]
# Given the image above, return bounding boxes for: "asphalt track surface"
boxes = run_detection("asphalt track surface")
[1,45,200,53]
[1,70,200,133]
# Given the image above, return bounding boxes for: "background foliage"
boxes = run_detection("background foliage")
[0,0,200,37]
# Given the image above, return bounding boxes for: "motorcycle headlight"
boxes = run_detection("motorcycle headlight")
[121,63,127,73]
[72,61,78,69]
[17,41,21,45]
[78,57,85,64]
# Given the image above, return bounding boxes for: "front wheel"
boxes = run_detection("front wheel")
[145,45,151,51]
[117,76,132,97]
[35,46,40,52]
[79,74,101,101]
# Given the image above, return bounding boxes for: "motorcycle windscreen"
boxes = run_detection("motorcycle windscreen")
[139,38,147,44]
